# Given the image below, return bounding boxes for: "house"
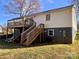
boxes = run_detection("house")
[0,25,4,34]
[6,5,77,46]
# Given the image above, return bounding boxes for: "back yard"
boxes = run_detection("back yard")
[0,33,79,59]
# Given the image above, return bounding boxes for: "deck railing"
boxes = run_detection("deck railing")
[8,17,25,27]
[7,17,30,27]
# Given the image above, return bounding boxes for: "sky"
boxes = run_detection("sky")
[0,0,71,25]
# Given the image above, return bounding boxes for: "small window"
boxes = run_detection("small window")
[48,29,54,36]
[46,14,50,21]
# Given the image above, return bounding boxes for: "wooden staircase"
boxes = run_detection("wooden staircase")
[21,24,44,46]
[20,21,36,44]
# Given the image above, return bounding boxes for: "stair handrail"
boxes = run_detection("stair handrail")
[21,20,36,44]
[27,24,44,41]
[22,24,44,46]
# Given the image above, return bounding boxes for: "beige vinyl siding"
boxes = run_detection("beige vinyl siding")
[34,14,45,26]
[34,7,72,28]
[45,7,72,28]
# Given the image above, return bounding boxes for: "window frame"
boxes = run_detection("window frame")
[48,29,54,37]
[46,14,50,21]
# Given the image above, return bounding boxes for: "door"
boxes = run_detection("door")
[58,30,67,43]
[58,30,63,43]
[14,29,20,39]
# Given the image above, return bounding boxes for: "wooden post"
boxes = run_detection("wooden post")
[43,29,44,42]
[40,25,42,43]
[23,20,25,32]
[13,28,15,40]
[21,17,25,44]
[6,23,8,40]
[22,17,25,32]
[42,24,44,42]
[22,26,25,32]
[40,33,41,43]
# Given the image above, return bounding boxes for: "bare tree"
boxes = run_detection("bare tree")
[71,0,79,13]
[5,0,40,17]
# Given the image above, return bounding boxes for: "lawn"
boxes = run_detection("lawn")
[0,34,79,59]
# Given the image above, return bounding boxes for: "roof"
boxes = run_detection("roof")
[26,4,74,17]
[8,4,74,21]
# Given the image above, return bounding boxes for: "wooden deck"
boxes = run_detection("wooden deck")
[7,17,32,28]
[6,17,44,46]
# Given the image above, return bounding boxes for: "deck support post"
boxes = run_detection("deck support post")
[40,33,42,43]
[6,24,8,40]
[43,31,44,42]
[42,24,44,42]
[22,17,25,32]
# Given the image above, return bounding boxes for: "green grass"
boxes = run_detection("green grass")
[77,32,79,34]
[0,34,79,59]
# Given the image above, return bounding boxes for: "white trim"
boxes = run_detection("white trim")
[48,29,54,37]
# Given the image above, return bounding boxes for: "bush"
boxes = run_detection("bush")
[76,32,79,40]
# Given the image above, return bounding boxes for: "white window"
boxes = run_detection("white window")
[48,29,54,36]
